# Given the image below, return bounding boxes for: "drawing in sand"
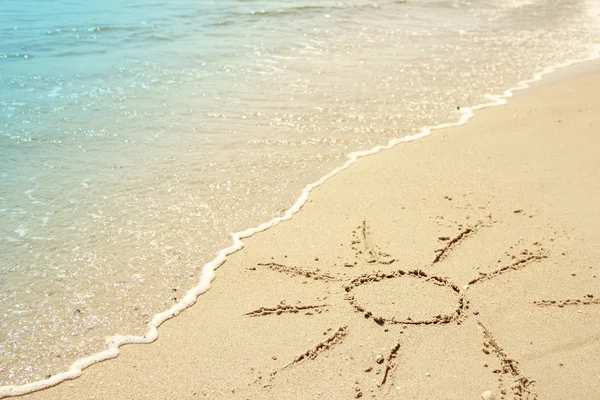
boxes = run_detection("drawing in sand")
[243,211,574,399]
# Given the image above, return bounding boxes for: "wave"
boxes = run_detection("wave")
[227,2,395,20]
[0,53,33,60]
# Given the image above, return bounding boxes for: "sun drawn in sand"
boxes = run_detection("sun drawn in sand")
[244,214,592,399]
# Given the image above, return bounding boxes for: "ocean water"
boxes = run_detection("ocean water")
[0,0,598,388]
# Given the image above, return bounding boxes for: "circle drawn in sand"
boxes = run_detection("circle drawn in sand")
[344,269,467,326]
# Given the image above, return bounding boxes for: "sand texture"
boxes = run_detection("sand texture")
[14,68,600,400]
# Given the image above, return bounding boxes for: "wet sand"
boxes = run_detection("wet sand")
[14,66,600,400]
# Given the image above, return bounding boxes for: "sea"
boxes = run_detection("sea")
[1,0,599,390]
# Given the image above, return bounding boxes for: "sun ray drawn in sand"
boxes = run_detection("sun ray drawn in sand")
[246,216,551,399]
[533,294,600,307]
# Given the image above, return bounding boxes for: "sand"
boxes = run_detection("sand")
[12,66,600,400]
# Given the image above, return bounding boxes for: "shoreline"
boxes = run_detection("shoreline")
[4,58,600,399]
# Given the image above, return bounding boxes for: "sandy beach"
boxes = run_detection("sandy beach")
[12,66,600,400]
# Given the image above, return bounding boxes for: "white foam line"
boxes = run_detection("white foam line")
[1,46,599,398]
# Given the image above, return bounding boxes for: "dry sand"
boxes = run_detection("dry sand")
[15,67,600,400]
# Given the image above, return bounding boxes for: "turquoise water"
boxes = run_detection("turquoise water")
[1,0,599,386]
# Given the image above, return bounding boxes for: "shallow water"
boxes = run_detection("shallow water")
[1,0,599,385]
